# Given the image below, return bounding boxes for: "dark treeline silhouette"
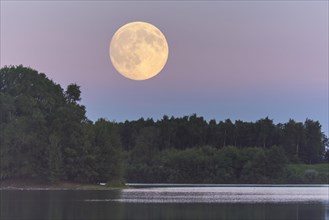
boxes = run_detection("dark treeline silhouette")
[120,115,327,163]
[0,66,328,184]
[120,115,328,183]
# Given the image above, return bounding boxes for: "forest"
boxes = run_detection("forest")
[0,66,328,185]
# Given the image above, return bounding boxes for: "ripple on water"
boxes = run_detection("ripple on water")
[84,186,329,204]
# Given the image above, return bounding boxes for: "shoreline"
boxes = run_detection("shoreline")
[1,180,328,190]
[0,179,123,190]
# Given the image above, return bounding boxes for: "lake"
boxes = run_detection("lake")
[1,185,328,220]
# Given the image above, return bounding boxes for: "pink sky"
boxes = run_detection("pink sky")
[1,1,328,134]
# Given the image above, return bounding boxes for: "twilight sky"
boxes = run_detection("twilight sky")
[1,1,328,134]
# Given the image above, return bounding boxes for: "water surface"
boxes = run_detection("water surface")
[1,185,328,220]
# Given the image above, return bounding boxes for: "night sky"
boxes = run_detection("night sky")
[1,1,328,135]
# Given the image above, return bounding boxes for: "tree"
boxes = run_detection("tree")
[302,119,324,163]
[282,119,305,162]
[218,119,234,148]
[65,84,81,104]
[157,115,176,150]
[0,66,104,183]
[233,120,255,148]
[255,117,275,148]
[205,119,221,148]
[0,66,65,180]
[94,119,123,184]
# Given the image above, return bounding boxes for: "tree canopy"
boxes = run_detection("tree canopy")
[0,66,122,184]
[0,66,328,184]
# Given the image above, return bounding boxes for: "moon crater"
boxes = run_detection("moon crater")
[109,22,169,80]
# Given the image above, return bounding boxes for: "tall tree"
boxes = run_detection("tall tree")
[302,119,324,163]
[255,117,275,148]
[65,84,81,104]
[218,119,234,148]
[282,119,305,162]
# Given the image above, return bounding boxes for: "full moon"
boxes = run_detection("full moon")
[109,22,169,80]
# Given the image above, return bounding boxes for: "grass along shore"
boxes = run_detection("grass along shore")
[286,163,329,184]
[287,163,329,174]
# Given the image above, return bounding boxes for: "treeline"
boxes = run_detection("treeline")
[120,116,328,183]
[120,115,327,164]
[0,66,328,184]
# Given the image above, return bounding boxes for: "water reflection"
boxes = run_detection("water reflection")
[1,186,328,220]
[118,203,328,220]
[115,186,329,203]
[1,190,122,220]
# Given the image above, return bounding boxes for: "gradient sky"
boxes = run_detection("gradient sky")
[1,1,328,135]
